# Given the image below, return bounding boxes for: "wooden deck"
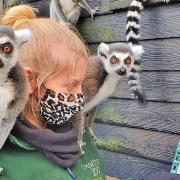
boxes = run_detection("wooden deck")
[2,0,180,179]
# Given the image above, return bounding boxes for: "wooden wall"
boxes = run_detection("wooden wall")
[2,0,180,179]
[77,0,180,179]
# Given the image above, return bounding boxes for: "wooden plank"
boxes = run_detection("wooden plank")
[89,38,180,71]
[0,1,4,17]
[3,0,49,17]
[98,149,171,180]
[3,0,34,7]
[84,0,180,16]
[109,0,180,12]
[28,0,49,17]
[95,99,180,134]
[111,71,180,102]
[93,123,179,164]
[77,3,180,43]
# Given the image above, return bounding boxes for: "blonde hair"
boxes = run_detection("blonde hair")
[1,5,89,128]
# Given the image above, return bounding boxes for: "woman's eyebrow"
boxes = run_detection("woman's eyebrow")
[70,79,82,86]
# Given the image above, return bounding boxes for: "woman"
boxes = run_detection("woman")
[0,5,105,180]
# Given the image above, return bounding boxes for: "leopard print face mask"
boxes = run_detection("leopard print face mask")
[40,88,84,126]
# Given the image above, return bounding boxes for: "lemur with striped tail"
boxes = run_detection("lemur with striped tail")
[83,0,170,130]
[84,0,147,112]
[81,0,148,137]
[0,25,31,176]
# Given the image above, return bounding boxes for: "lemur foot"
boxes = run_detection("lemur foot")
[91,7,100,18]
[0,167,4,176]
[78,140,86,155]
[163,0,170,3]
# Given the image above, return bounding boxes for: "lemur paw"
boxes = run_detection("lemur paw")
[91,7,100,17]
[131,88,146,103]
[163,0,170,3]
[0,167,4,176]
[78,140,86,155]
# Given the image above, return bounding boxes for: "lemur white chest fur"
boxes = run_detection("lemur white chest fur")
[0,25,31,176]
[84,75,120,112]
[0,83,14,121]
[60,0,78,15]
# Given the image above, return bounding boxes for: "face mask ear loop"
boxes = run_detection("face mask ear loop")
[37,83,47,104]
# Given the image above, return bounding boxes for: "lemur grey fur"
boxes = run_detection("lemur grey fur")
[50,0,99,26]
[82,0,170,134]
[0,25,31,176]
[81,0,148,136]
[82,42,144,136]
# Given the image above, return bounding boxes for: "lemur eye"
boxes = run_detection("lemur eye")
[110,56,119,64]
[124,56,131,65]
[1,43,13,54]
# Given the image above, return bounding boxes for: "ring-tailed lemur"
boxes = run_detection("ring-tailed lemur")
[50,0,100,26]
[80,0,148,137]
[82,0,171,135]
[82,42,145,135]
[0,25,31,176]
[84,0,147,113]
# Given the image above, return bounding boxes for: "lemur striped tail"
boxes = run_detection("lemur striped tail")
[126,0,147,103]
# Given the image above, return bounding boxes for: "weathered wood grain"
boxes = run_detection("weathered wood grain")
[29,0,49,17]
[2,0,49,17]
[109,0,180,12]
[84,0,180,16]
[77,3,180,43]
[7,0,180,18]
[93,123,179,164]
[0,1,4,16]
[3,0,36,7]
[95,99,180,134]
[111,71,180,102]
[98,149,171,180]
[89,38,180,71]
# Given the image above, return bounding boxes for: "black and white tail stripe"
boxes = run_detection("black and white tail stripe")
[126,0,146,45]
[126,0,147,102]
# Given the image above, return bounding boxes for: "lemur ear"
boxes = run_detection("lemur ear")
[97,43,109,59]
[15,29,31,46]
[131,45,144,60]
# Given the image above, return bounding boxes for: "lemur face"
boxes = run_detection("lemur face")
[98,42,136,77]
[0,36,17,69]
[0,25,31,70]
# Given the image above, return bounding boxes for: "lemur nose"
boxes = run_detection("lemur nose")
[0,58,4,68]
[116,67,126,75]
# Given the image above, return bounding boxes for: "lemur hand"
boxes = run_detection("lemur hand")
[0,167,3,176]
[91,7,100,18]
[131,88,146,103]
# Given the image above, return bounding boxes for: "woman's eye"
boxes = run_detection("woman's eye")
[1,43,13,54]
[110,56,119,64]
[70,80,81,87]
[124,56,131,65]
